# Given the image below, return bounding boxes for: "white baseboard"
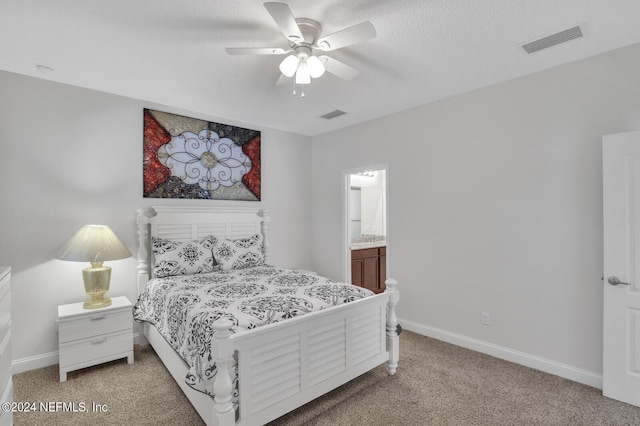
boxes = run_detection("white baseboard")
[12,351,58,374]
[399,317,603,389]
[134,331,148,346]
[12,332,148,374]
[14,324,602,391]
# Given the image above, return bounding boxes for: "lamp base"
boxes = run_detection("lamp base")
[82,262,112,309]
[84,295,112,309]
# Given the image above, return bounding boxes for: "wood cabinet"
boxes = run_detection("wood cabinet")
[0,267,11,426]
[58,296,134,382]
[351,246,386,294]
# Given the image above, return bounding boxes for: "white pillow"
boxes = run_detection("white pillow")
[213,234,264,270]
[152,236,217,278]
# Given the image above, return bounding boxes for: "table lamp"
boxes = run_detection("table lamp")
[56,225,132,309]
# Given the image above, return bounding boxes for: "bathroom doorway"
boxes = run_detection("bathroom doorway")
[343,166,388,293]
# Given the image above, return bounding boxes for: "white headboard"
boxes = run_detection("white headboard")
[136,206,270,294]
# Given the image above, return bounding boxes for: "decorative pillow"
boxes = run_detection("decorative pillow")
[213,234,264,270]
[152,236,218,278]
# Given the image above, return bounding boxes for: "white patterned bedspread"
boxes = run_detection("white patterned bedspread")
[133,265,373,396]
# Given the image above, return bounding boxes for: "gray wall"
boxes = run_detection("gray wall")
[0,71,313,367]
[311,42,640,383]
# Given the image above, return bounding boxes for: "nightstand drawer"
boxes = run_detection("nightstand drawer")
[59,330,132,368]
[59,309,132,343]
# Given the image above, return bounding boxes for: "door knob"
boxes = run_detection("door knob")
[608,276,630,286]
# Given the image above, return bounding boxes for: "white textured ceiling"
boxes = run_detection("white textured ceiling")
[2,0,640,136]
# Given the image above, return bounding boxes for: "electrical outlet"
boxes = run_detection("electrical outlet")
[482,312,490,325]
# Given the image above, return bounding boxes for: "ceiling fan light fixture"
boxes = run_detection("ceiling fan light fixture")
[307,55,325,78]
[279,55,300,77]
[295,60,311,84]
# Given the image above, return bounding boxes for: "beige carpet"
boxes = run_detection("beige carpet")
[13,331,640,425]
[13,344,202,426]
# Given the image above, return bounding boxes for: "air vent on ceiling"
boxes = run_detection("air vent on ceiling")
[521,25,583,54]
[321,110,346,120]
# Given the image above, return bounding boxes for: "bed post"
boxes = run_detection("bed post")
[260,209,270,264]
[136,208,151,294]
[211,318,235,426]
[385,278,400,375]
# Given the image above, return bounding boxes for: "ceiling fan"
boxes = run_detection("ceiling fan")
[225,2,376,96]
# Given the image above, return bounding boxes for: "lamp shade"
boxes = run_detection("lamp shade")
[56,225,132,263]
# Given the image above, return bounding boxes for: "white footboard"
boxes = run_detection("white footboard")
[211,279,400,426]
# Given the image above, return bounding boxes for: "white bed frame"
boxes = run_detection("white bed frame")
[136,206,399,426]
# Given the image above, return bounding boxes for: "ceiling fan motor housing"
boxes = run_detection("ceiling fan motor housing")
[294,18,322,46]
[294,45,312,60]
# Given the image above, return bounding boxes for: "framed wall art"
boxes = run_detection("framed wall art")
[143,109,261,201]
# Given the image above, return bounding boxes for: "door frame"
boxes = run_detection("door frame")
[341,163,390,284]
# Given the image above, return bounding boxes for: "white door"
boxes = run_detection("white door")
[602,130,640,406]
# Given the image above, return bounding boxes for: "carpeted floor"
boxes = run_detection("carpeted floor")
[13,343,202,426]
[13,331,640,425]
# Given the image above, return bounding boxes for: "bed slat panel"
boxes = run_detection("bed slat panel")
[252,381,300,413]
[153,224,194,242]
[308,321,347,386]
[249,334,302,413]
[228,223,261,239]
[155,223,261,241]
[194,223,227,239]
[351,308,384,366]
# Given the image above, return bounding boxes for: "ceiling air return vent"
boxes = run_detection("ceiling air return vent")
[321,110,346,120]
[521,25,583,54]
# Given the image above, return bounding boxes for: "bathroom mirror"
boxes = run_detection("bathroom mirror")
[349,169,386,243]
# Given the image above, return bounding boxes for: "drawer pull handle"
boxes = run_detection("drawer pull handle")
[91,339,106,345]
[90,316,106,322]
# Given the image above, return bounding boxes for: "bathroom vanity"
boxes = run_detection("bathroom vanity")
[351,242,386,294]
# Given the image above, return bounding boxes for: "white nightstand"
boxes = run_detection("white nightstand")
[58,296,134,382]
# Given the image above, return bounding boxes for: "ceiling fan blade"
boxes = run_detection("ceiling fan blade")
[276,74,290,86]
[264,2,304,43]
[320,56,360,80]
[225,47,289,55]
[317,21,376,51]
